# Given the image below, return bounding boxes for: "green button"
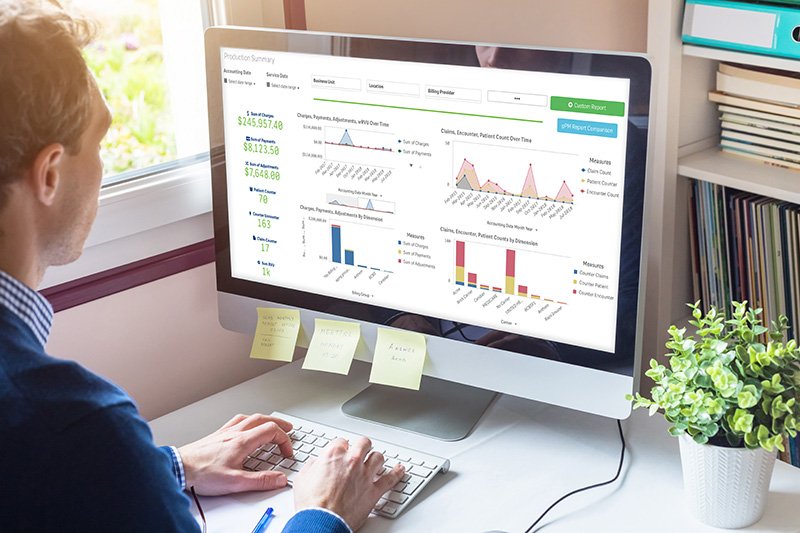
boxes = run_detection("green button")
[550,96,625,117]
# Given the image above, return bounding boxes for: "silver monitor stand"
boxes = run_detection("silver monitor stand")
[342,376,497,441]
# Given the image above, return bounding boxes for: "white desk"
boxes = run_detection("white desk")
[150,360,800,532]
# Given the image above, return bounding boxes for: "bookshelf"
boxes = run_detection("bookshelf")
[643,0,800,359]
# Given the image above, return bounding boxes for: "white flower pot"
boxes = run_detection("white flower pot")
[678,434,777,529]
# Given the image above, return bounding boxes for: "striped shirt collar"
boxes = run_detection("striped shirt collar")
[0,270,53,348]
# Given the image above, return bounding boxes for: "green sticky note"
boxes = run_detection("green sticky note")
[250,308,301,361]
[369,328,427,390]
[302,319,360,375]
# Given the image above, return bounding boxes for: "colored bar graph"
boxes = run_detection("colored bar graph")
[345,249,355,265]
[456,241,465,285]
[505,250,516,294]
[518,285,528,297]
[331,225,342,263]
[468,272,477,288]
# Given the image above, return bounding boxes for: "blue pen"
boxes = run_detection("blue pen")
[251,507,274,533]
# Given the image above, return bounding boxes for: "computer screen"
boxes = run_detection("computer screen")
[206,28,651,424]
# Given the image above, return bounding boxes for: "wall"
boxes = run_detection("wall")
[304,0,648,52]
[46,264,282,420]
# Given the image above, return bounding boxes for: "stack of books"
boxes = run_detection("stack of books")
[709,63,800,171]
[689,180,800,467]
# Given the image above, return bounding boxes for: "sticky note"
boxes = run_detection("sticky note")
[302,319,360,375]
[249,308,301,361]
[369,328,427,390]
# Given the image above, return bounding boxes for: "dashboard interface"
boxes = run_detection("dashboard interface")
[211,32,650,372]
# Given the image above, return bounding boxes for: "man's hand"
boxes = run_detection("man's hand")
[178,413,294,496]
[293,437,405,531]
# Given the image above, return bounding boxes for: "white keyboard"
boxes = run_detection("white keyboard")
[242,411,449,518]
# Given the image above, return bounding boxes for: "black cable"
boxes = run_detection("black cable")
[190,486,207,533]
[523,419,626,533]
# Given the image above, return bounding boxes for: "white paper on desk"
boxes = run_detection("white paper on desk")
[193,487,294,533]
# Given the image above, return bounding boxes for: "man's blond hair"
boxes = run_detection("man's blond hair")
[0,0,96,204]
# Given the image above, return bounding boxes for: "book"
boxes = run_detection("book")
[720,145,800,170]
[717,63,800,106]
[721,129,800,154]
[720,138,800,164]
[719,63,800,92]
[709,92,800,119]
[719,105,800,128]
[721,113,800,137]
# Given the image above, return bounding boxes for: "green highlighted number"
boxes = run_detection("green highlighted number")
[245,167,281,180]
[243,142,280,155]
[237,116,284,130]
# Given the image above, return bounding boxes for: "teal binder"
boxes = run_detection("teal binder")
[683,0,800,60]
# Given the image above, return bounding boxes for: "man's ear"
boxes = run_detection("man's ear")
[27,143,65,207]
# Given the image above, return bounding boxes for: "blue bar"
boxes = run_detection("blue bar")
[557,118,617,138]
[331,225,341,263]
[455,281,465,286]
[345,250,354,265]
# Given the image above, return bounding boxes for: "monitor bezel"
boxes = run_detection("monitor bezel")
[205,26,651,419]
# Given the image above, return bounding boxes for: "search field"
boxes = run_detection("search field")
[367,80,419,97]
[311,75,361,91]
[487,90,547,107]
[425,85,481,102]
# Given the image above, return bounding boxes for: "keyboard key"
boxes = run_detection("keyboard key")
[409,465,431,478]
[409,458,424,466]
[300,443,315,454]
[401,473,411,483]
[388,491,408,504]
[267,455,281,465]
[392,481,407,493]
[403,476,423,495]
[279,458,295,469]
[382,503,399,516]
[243,458,260,470]
[294,452,309,463]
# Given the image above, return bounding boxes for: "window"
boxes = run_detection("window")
[67,0,209,185]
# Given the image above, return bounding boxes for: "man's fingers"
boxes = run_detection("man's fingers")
[233,414,293,433]
[235,470,288,492]
[374,463,406,494]
[364,450,385,474]
[243,421,294,458]
[323,437,349,459]
[349,436,372,462]
[219,413,249,430]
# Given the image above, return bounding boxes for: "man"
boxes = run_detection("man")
[0,1,404,531]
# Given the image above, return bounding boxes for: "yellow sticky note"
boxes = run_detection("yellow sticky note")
[369,328,427,390]
[302,319,360,375]
[250,308,301,362]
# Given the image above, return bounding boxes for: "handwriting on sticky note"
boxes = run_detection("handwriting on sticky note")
[369,328,426,390]
[250,308,300,362]
[302,319,360,375]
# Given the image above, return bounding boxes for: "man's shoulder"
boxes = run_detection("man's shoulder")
[283,509,352,533]
[0,310,132,434]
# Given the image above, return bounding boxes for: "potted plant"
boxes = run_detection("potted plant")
[629,301,800,529]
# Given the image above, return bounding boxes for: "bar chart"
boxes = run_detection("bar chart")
[454,240,571,304]
[330,222,394,272]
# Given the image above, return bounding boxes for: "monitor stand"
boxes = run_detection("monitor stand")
[342,376,497,441]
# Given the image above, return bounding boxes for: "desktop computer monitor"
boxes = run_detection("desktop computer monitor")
[205,27,652,439]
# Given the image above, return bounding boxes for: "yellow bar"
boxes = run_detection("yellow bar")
[456,266,465,283]
[505,275,514,294]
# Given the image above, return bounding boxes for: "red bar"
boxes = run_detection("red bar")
[519,285,528,293]
[506,249,516,277]
[456,241,465,267]
[468,273,477,284]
